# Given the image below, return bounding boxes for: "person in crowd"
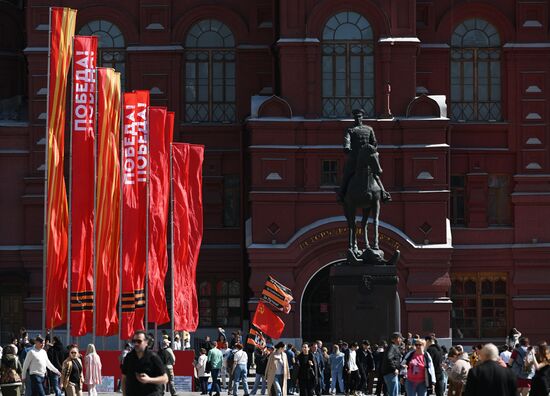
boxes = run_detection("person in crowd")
[463,343,516,396]
[225,344,238,393]
[401,339,435,396]
[173,333,182,351]
[45,336,63,396]
[536,341,548,366]
[424,335,444,396]
[83,344,102,396]
[266,342,290,396]
[0,344,23,396]
[509,337,538,396]
[373,342,385,396]
[61,344,84,396]
[219,338,230,390]
[321,347,330,395]
[310,343,324,396]
[499,345,512,366]
[530,345,550,396]
[445,346,470,396]
[232,343,250,396]
[285,344,296,395]
[469,344,482,367]
[147,333,156,351]
[380,332,402,396]
[159,339,178,396]
[507,328,522,349]
[207,341,223,396]
[116,343,132,392]
[251,345,271,395]
[202,336,213,353]
[183,332,191,350]
[196,348,210,395]
[20,337,34,396]
[357,340,375,395]
[120,330,168,396]
[21,335,61,396]
[329,344,344,395]
[295,343,317,396]
[344,342,360,396]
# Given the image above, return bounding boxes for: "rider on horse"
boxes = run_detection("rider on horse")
[336,108,391,203]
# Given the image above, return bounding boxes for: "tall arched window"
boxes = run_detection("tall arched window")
[451,19,501,122]
[322,11,374,118]
[79,20,126,86]
[184,20,236,123]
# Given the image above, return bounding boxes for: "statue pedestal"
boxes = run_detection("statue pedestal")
[329,264,399,343]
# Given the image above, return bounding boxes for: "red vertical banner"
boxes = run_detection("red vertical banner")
[172,143,204,331]
[44,7,77,329]
[95,68,121,336]
[147,107,172,325]
[120,90,149,339]
[70,35,97,336]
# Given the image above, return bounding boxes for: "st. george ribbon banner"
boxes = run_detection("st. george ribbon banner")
[69,35,97,336]
[172,143,204,331]
[147,107,173,325]
[44,6,77,329]
[95,68,121,336]
[120,90,149,339]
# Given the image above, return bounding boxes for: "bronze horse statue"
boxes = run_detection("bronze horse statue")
[342,146,399,265]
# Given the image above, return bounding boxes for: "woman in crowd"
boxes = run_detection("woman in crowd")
[266,342,290,396]
[196,348,210,395]
[295,343,317,396]
[329,344,344,395]
[0,344,23,396]
[61,344,84,396]
[84,344,102,396]
[530,345,550,396]
[446,346,471,396]
[321,347,331,394]
[401,339,436,396]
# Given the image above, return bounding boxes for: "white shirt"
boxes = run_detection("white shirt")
[22,347,60,379]
[173,340,182,351]
[348,350,358,372]
[234,350,248,365]
[500,350,512,364]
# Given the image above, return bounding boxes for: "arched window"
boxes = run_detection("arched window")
[79,20,126,86]
[184,20,236,123]
[322,11,374,118]
[450,19,501,122]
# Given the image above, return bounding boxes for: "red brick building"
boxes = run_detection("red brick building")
[1,0,549,344]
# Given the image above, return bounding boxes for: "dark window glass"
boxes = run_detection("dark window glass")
[198,279,241,327]
[488,174,511,225]
[451,175,466,225]
[223,175,240,227]
[320,160,339,186]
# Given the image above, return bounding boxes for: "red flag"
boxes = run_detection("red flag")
[69,35,97,336]
[147,106,171,325]
[45,7,77,329]
[95,68,121,336]
[252,302,285,338]
[172,143,204,331]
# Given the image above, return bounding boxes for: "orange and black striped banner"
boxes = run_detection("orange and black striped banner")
[44,6,77,329]
[261,276,293,314]
[246,327,266,350]
[95,68,121,336]
[70,35,97,336]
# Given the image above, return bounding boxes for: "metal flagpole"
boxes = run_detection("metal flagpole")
[66,35,75,346]
[92,67,98,346]
[42,7,53,340]
[170,143,175,348]
[118,78,124,349]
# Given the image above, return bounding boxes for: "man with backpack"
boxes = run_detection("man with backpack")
[509,337,538,396]
[425,335,444,396]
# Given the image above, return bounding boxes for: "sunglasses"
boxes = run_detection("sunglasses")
[132,339,144,344]
[415,344,422,347]
[70,351,78,355]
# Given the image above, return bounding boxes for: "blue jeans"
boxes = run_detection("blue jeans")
[383,373,400,396]
[250,373,267,395]
[330,369,344,393]
[48,372,62,396]
[406,380,427,396]
[273,374,284,396]
[30,374,46,396]
[233,364,250,395]
[210,368,221,395]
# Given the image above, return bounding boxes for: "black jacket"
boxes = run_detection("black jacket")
[295,352,318,386]
[463,360,516,396]
[426,344,443,378]
[380,344,402,376]
[530,365,550,396]
[47,342,65,371]
[357,348,375,373]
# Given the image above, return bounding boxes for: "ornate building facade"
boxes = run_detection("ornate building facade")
[1,0,549,344]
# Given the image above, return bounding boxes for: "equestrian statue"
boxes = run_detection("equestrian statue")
[336,109,400,265]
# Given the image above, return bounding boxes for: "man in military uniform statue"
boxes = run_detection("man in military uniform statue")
[336,108,391,203]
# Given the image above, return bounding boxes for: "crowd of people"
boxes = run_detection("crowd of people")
[2,326,550,396]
